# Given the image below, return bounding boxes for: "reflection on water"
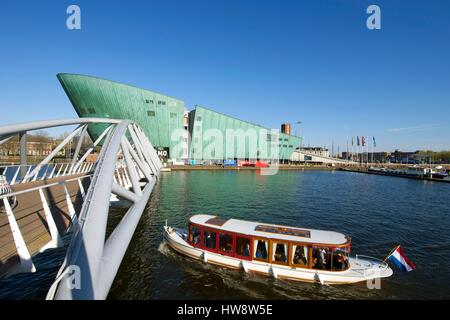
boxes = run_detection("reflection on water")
[1,170,449,299]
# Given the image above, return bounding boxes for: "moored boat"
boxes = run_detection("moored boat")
[163,214,393,285]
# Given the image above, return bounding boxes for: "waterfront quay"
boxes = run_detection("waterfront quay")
[168,164,338,171]
[340,166,450,183]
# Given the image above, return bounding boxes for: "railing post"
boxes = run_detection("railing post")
[2,197,36,274]
[38,189,63,248]
[78,177,86,200]
[62,182,78,225]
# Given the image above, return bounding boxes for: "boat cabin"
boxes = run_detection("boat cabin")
[188,214,351,272]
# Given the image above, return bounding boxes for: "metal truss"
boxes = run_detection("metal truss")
[0,118,162,300]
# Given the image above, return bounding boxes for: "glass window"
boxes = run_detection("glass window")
[147,110,155,117]
[219,233,233,255]
[292,244,308,267]
[236,237,251,257]
[189,225,201,245]
[331,247,350,271]
[312,247,332,270]
[253,239,269,260]
[203,230,216,250]
[272,242,288,264]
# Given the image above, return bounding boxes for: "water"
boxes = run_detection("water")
[108,170,450,300]
[2,170,449,299]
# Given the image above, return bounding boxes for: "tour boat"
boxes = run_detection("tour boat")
[163,214,393,285]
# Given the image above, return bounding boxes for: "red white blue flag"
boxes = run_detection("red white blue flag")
[387,245,416,272]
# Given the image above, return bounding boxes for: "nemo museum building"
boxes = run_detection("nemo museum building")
[58,73,301,164]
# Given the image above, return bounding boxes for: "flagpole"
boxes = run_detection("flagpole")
[361,136,364,167]
[346,137,349,162]
[351,139,354,165]
[366,136,369,167]
[372,137,374,165]
[382,244,401,263]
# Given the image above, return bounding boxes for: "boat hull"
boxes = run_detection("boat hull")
[163,226,393,285]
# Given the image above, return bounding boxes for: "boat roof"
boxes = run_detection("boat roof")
[189,214,349,246]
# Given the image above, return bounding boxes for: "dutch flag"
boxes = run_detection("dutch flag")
[387,245,416,272]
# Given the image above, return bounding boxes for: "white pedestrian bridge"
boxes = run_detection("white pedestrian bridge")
[0,118,162,299]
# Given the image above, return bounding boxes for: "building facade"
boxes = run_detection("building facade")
[299,147,330,158]
[188,106,300,162]
[58,73,186,161]
[58,73,301,163]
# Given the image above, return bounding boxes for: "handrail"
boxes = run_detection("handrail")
[0,118,120,137]
[0,174,92,200]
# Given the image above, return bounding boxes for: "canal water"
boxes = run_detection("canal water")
[108,170,450,300]
[1,170,449,299]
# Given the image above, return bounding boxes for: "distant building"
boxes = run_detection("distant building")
[340,150,433,164]
[342,151,391,163]
[390,150,430,164]
[0,139,56,157]
[299,147,330,158]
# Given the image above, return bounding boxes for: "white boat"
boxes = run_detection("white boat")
[403,165,437,177]
[163,214,393,285]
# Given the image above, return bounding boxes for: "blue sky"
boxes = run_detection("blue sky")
[0,0,449,151]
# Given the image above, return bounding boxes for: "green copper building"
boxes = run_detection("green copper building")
[189,106,300,161]
[58,73,186,158]
[58,73,301,163]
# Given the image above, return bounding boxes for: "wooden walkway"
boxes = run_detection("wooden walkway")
[0,174,91,276]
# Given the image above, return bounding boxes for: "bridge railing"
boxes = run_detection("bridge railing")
[0,162,95,185]
[0,118,162,299]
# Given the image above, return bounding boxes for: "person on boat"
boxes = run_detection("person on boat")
[335,253,346,271]
[243,244,250,257]
[293,249,307,266]
[206,233,217,248]
[312,257,319,269]
[193,233,200,244]
[256,241,267,259]
[319,248,327,267]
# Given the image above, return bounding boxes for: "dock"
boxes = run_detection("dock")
[340,167,450,183]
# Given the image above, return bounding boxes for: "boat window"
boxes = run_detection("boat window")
[236,237,251,258]
[189,225,201,245]
[203,230,217,250]
[218,233,233,254]
[253,239,268,261]
[331,247,350,271]
[292,244,308,267]
[272,242,288,264]
[312,247,332,271]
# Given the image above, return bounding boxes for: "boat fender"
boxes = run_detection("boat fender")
[240,261,248,273]
[314,271,324,285]
[203,251,208,263]
[270,266,278,279]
